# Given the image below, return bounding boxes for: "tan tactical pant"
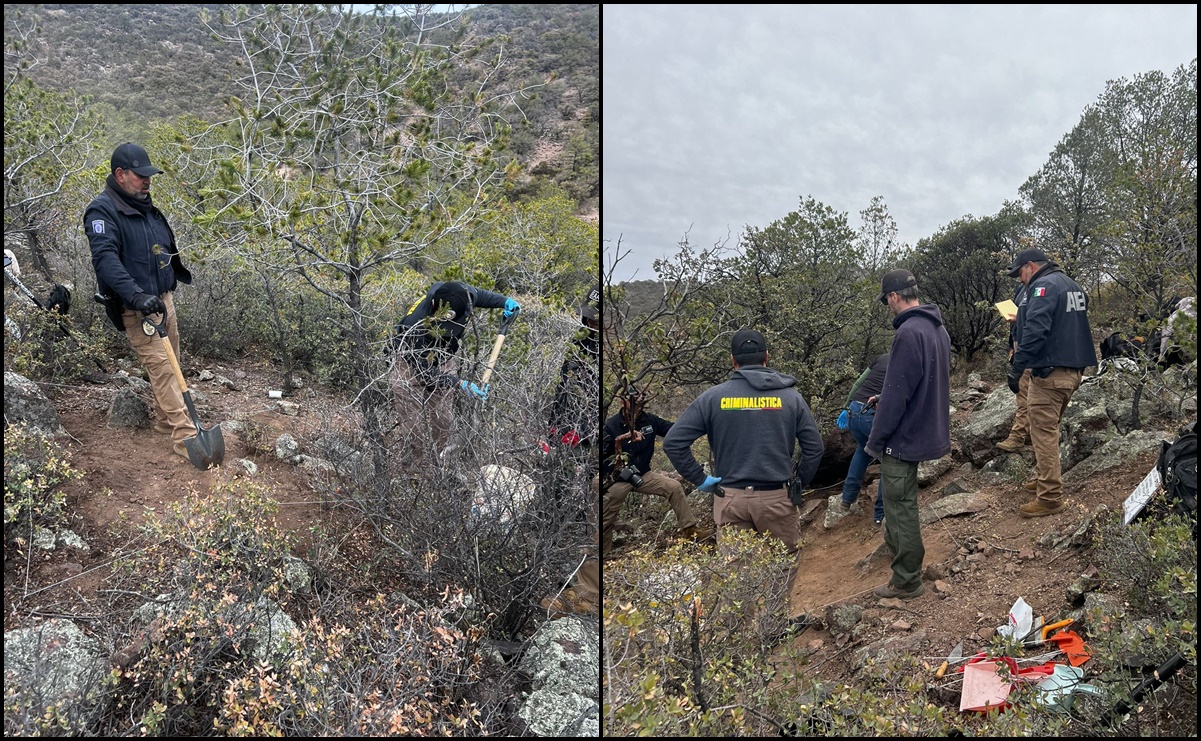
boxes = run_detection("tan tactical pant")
[121,292,196,445]
[1027,367,1082,503]
[1008,368,1032,441]
[713,485,800,597]
[600,470,697,557]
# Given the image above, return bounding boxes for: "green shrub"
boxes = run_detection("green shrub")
[3,422,79,550]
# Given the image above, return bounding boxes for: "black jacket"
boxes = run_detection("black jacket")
[1012,265,1098,371]
[390,281,508,390]
[663,365,824,489]
[548,329,599,441]
[601,409,673,479]
[84,179,192,312]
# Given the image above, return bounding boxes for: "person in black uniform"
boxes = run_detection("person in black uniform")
[1006,247,1097,517]
[546,287,600,449]
[600,385,711,556]
[387,280,520,463]
[84,142,196,460]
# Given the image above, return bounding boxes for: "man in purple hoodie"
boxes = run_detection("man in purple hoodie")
[864,269,951,600]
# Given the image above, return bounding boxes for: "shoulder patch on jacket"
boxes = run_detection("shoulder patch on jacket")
[1033,286,1047,297]
[91,220,105,235]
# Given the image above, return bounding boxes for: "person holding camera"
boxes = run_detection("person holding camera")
[662,329,824,604]
[599,385,711,557]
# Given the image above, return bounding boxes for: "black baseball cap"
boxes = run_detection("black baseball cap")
[1006,247,1049,277]
[877,268,917,304]
[731,328,767,359]
[111,142,164,177]
[432,281,471,320]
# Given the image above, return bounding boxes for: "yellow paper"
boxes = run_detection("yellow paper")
[995,299,1018,321]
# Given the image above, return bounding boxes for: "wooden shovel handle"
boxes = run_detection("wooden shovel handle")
[480,332,506,387]
[158,334,190,394]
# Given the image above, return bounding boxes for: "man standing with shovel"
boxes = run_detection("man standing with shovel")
[387,280,520,464]
[84,142,198,461]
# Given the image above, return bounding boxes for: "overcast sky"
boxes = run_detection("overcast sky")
[603,5,1197,282]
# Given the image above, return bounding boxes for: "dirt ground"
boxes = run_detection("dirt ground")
[781,447,1160,682]
[604,395,1181,695]
[4,358,373,634]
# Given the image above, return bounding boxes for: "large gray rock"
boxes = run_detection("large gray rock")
[956,387,1017,466]
[518,616,599,737]
[4,371,68,438]
[4,619,107,732]
[917,455,954,486]
[107,387,152,428]
[1064,430,1165,483]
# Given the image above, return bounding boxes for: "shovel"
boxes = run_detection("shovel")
[141,314,224,470]
[439,310,518,461]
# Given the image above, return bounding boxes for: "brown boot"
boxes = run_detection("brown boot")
[995,434,1028,452]
[680,524,714,542]
[1022,480,1038,492]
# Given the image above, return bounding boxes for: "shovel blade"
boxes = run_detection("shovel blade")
[185,424,225,470]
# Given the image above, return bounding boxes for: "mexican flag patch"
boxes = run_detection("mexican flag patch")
[1033,287,1047,297]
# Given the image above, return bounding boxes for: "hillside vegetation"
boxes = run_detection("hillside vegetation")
[4,4,599,736]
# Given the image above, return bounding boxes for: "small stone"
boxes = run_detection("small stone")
[891,620,912,631]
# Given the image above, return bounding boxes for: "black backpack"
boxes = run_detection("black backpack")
[1156,421,1197,530]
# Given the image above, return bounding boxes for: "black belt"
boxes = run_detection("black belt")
[732,483,786,491]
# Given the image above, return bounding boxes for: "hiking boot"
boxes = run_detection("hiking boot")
[1022,480,1038,492]
[540,588,597,618]
[680,524,714,542]
[1020,499,1066,518]
[833,499,851,514]
[172,441,190,460]
[153,421,173,435]
[995,434,1029,452]
[874,581,926,600]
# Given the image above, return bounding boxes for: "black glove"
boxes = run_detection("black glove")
[1007,364,1023,394]
[132,292,165,315]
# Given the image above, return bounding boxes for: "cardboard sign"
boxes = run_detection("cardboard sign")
[1123,465,1161,525]
[995,299,1018,321]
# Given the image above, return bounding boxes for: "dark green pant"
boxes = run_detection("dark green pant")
[881,453,924,591]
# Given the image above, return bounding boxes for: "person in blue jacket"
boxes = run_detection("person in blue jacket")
[864,269,951,600]
[388,280,519,463]
[1006,247,1097,517]
[84,142,196,460]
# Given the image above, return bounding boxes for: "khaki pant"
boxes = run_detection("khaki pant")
[121,292,196,445]
[713,485,800,596]
[578,498,599,602]
[1027,367,1082,503]
[600,470,697,557]
[1008,368,1032,441]
[390,360,453,465]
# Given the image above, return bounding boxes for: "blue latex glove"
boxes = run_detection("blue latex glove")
[698,475,723,493]
[503,298,521,320]
[836,409,849,431]
[460,380,489,401]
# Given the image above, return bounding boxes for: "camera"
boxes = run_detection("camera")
[616,465,644,488]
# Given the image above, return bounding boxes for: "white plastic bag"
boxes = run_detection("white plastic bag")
[996,597,1032,639]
